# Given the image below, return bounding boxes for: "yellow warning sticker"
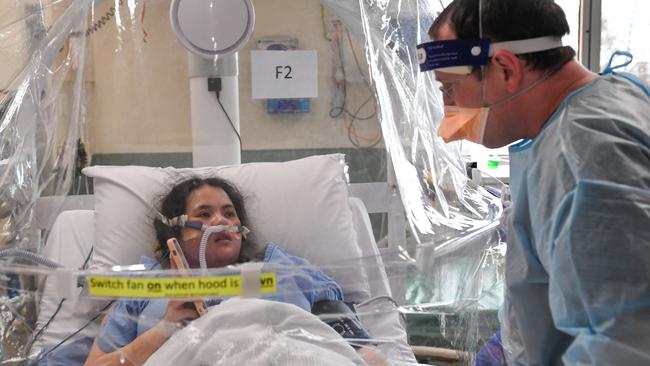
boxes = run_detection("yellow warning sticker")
[87,273,277,298]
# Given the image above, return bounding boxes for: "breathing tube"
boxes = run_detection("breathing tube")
[162,214,251,270]
[0,249,64,268]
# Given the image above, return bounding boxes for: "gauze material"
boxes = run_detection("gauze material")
[503,74,650,365]
[143,298,365,366]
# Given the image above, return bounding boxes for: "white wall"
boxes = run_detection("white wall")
[85,0,382,155]
[88,0,192,154]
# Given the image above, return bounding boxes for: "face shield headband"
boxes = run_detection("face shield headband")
[416,36,564,74]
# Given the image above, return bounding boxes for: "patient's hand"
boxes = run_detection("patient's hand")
[159,300,199,330]
[84,301,198,366]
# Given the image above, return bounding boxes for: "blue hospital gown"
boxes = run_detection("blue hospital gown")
[96,242,344,353]
[502,73,650,365]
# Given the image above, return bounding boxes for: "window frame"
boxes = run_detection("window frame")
[579,0,603,72]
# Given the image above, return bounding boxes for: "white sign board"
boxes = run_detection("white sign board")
[250,50,318,99]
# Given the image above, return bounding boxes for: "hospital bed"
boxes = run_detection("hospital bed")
[30,154,420,365]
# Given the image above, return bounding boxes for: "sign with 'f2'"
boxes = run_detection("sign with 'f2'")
[251,50,318,99]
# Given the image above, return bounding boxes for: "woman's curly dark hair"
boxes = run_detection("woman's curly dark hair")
[152,177,258,265]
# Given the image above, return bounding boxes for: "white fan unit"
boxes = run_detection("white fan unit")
[170,0,255,57]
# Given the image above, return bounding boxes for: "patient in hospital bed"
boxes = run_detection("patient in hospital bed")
[80,176,386,366]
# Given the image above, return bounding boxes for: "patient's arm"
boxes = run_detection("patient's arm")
[83,301,198,366]
[83,323,173,366]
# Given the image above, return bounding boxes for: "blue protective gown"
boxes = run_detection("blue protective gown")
[502,73,650,365]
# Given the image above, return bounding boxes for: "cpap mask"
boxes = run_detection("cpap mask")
[163,214,251,270]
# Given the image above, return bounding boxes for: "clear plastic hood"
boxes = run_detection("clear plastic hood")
[0,1,504,365]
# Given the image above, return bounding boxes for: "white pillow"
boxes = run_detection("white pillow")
[35,210,98,348]
[82,154,370,301]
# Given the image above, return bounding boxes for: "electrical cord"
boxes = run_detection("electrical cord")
[343,30,381,148]
[36,300,115,362]
[328,24,382,148]
[207,78,243,156]
[85,0,124,37]
[82,247,94,269]
[329,100,376,120]
[345,30,377,105]
[26,247,94,357]
[25,299,65,357]
[216,97,243,152]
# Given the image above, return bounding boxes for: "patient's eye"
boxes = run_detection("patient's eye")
[196,211,211,219]
[224,210,237,219]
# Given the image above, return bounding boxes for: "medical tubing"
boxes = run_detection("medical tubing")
[199,225,226,270]
[0,249,63,268]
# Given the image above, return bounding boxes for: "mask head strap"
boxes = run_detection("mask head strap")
[161,214,188,227]
[162,214,205,230]
[184,220,205,230]
[163,214,251,239]
[238,225,251,239]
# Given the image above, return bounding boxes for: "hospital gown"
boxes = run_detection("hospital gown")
[96,242,345,353]
[502,73,650,365]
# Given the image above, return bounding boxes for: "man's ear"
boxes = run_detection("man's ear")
[491,50,523,93]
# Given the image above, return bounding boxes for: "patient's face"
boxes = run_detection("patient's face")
[180,185,242,268]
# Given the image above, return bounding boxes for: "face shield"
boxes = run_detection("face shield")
[417,28,563,144]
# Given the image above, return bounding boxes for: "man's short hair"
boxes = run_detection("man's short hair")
[428,0,576,74]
